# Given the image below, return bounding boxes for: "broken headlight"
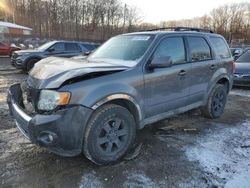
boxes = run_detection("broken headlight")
[37,90,71,111]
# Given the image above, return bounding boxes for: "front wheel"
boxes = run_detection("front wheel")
[83,104,136,165]
[201,84,228,119]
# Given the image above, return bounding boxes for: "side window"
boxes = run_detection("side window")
[65,43,81,52]
[209,37,231,59]
[50,43,64,52]
[153,37,186,65]
[187,37,212,62]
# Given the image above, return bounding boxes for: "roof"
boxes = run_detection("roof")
[0,21,32,31]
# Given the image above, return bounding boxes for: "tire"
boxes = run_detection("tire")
[26,59,39,72]
[201,84,228,119]
[83,104,136,165]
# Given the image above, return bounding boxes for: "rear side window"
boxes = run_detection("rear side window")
[187,37,212,62]
[154,37,186,65]
[209,37,231,59]
[65,43,81,51]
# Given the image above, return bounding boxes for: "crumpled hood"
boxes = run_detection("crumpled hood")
[27,57,128,89]
[235,62,250,74]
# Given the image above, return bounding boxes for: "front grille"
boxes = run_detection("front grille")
[243,75,250,79]
[21,81,40,114]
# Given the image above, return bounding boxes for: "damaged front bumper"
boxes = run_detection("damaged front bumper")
[7,83,93,157]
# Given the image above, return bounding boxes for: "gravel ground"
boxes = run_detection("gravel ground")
[0,57,250,188]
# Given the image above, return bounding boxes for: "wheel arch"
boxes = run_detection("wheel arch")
[91,94,143,129]
[217,77,230,93]
[204,74,231,105]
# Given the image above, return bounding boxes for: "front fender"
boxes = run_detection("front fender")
[23,55,42,65]
[80,83,142,112]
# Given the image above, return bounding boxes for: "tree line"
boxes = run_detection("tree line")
[0,1,249,44]
[156,3,250,45]
[0,0,141,42]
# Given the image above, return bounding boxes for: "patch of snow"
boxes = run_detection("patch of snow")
[185,120,250,185]
[79,171,103,188]
[225,171,250,188]
[123,172,159,188]
[230,89,250,98]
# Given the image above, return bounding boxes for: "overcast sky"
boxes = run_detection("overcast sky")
[122,0,249,24]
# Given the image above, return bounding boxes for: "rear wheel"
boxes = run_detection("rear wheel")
[201,84,228,119]
[26,58,40,72]
[83,104,136,165]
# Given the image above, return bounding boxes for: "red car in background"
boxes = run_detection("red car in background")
[0,42,21,57]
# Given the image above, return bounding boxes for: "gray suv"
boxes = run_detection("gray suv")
[11,41,90,71]
[8,27,234,165]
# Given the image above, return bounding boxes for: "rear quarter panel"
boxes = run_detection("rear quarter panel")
[203,58,233,104]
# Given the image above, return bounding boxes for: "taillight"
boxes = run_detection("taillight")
[232,61,236,73]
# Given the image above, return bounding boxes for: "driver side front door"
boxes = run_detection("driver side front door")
[144,36,191,118]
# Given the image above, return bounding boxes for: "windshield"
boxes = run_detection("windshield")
[236,50,250,63]
[37,41,56,51]
[88,35,155,67]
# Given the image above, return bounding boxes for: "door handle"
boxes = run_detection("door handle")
[178,70,186,76]
[210,64,216,70]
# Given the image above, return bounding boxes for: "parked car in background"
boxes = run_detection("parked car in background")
[0,42,21,57]
[11,41,90,71]
[72,42,100,60]
[8,27,234,165]
[230,47,243,60]
[234,49,250,87]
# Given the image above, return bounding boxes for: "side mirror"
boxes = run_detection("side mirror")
[83,51,92,56]
[148,56,172,69]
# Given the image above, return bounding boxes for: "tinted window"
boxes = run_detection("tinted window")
[210,37,231,59]
[154,37,186,65]
[188,37,211,61]
[65,43,81,51]
[50,43,64,52]
[236,50,250,63]
[0,42,4,47]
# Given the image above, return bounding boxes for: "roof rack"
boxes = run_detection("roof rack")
[143,27,214,33]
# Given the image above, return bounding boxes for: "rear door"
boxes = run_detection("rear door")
[144,36,191,118]
[186,36,215,104]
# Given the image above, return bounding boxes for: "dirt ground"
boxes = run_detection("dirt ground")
[0,57,250,188]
